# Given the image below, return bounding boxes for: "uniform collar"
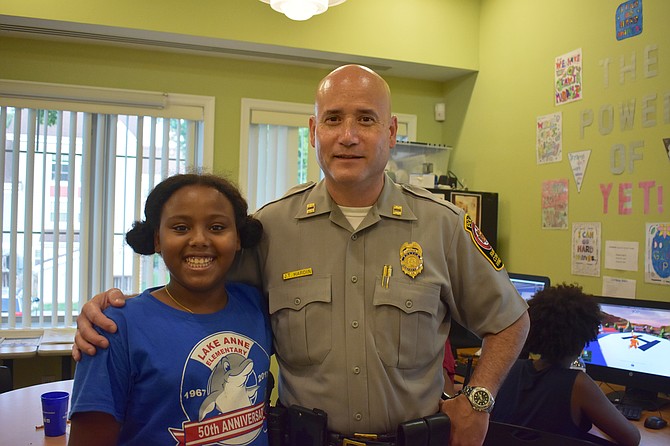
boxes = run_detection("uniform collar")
[294,174,417,223]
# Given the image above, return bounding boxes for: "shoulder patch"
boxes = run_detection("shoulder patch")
[464,214,504,270]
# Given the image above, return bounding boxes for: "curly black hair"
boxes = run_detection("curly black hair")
[523,283,602,363]
[125,172,263,255]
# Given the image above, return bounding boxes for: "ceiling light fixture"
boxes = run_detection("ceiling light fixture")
[260,0,346,21]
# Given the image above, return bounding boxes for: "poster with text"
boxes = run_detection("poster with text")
[645,223,670,285]
[616,0,643,41]
[536,112,562,164]
[541,179,568,229]
[572,222,601,277]
[555,48,582,105]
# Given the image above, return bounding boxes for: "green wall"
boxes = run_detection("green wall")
[0,0,481,71]
[450,0,669,299]
[1,0,669,302]
[0,35,446,179]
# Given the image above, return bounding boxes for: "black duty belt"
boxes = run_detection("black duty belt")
[327,412,450,446]
[327,432,396,446]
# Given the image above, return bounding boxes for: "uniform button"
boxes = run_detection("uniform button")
[351,321,359,328]
[294,298,301,306]
[351,276,358,283]
[353,366,360,374]
[351,234,358,240]
[354,413,362,421]
[405,300,413,309]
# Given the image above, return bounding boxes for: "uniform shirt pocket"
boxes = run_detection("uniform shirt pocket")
[373,281,441,369]
[269,276,332,366]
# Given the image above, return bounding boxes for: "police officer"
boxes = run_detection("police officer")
[74,65,530,446]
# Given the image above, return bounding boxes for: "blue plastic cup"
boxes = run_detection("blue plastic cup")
[41,391,70,437]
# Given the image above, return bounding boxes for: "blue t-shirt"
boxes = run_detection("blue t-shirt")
[70,282,272,446]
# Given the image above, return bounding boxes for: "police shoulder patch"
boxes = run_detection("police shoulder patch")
[464,214,504,270]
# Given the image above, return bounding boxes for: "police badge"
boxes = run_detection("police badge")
[399,241,424,278]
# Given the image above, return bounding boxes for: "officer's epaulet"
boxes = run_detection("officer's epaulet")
[256,182,316,211]
[400,183,458,212]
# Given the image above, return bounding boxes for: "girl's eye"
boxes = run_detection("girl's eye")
[210,224,225,231]
[173,225,188,232]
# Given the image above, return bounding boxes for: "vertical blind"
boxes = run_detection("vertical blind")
[1,106,204,329]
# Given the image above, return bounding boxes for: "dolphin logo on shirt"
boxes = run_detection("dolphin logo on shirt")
[198,353,259,421]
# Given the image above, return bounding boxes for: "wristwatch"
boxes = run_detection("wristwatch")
[461,385,495,413]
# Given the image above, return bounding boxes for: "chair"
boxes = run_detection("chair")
[484,421,616,446]
[0,365,12,393]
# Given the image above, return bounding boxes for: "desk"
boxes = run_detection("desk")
[0,328,76,382]
[588,390,670,446]
[0,332,40,384]
[0,379,73,445]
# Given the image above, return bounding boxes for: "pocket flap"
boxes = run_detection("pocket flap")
[373,281,440,315]
[268,276,332,314]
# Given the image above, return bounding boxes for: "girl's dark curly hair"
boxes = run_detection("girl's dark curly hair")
[523,283,602,363]
[125,173,262,255]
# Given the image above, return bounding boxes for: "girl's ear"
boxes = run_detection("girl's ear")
[154,231,161,254]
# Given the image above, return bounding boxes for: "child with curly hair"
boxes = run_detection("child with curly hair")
[491,283,640,446]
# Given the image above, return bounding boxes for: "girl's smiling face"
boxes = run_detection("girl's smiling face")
[154,184,241,298]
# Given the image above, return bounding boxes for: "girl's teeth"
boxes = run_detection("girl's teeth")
[186,257,213,267]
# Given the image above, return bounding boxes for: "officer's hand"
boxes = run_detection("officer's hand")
[72,289,128,361]
[439,395,489,446]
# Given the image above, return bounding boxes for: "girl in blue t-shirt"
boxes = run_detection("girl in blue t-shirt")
[69,173,272,446]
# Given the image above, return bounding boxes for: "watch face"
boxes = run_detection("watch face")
[473,389,490,407]
[464,386,494,412]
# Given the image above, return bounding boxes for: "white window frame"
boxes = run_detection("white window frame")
[0,80,215,168]
[0,80,215,330]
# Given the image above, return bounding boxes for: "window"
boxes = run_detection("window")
[239,98,416,212]
[0,80,214,329]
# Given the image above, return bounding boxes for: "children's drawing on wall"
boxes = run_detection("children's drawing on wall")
[555,48,582,105]
[568,150,591,192]
[645,222,670,285]
[572,222,601,277]
[536,112,562,164]
[541,179,568,229]
[616,0,643,41]
[663,138,670,161]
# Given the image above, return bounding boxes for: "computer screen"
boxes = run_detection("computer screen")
[507,272,550,300]
[449,272,550,350]
[581,296,670,410]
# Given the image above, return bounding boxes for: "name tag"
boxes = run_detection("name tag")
[282,268,313,280]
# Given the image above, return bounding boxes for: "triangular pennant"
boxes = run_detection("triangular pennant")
[568,150,591,193]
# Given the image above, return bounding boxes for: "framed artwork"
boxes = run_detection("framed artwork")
[452,192,482,228]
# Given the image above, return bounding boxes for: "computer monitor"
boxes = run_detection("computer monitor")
[449,272,550,350]
[507,272,551,300]
[581,295,670,411]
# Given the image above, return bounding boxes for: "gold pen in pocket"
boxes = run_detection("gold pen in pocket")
[382,265,392,288]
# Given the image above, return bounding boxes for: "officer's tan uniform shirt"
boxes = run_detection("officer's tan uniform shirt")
[233,176,528,435]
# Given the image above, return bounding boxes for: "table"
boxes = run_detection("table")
[0,379,73,445]
[38,343,75,380]
[0,328,76,382]
[589,393,670,446]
